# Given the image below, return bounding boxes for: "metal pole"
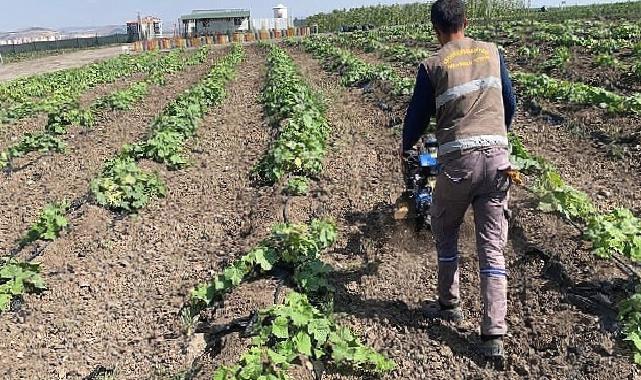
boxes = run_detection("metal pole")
[248,0,252,32]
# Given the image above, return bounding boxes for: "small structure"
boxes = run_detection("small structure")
[127,16,163,41]
[273,4,289,30]
[180,9,251,37]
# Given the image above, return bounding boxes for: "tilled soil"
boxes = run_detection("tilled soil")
[0,51,223,255]
[2,42,640,380]
[270,47,637,379]
[0,47,277,379]
[515,111,641,214]
[181,45,640,379]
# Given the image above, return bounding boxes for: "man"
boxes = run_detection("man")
[402,0,516,358]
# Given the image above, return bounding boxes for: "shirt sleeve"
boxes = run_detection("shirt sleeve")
[499,52,516,131]
[402,63,436,151]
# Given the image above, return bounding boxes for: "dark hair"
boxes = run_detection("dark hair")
[431,0,467,34]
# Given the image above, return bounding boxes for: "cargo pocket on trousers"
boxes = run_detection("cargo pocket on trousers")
[495,163,512,193]
[436,168,473,202]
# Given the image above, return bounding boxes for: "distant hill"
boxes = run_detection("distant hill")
[0,25,126,44]
[59,25,127,37]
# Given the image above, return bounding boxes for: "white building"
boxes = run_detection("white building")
[180,9,251,37]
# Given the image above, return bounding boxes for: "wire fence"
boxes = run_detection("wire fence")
[0,34,129,58]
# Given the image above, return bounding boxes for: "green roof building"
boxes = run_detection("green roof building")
[180,9,251,37]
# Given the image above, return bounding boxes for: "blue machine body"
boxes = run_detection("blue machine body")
[419,152,438,167]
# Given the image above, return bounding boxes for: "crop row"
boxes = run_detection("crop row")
[0,52,157,122]
[329,33,641,116]
[0,46,210,170]
[294,35,641,365]
[509,133,641,363]
[92,44,243,211]
[0,45,244,313]
[0,46,208,124]
[289,36,414,96]
[253,44,331,193]
[186,45,395,379]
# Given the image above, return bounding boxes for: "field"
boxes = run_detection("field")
[0,46,128,82]
[1,2,641,379]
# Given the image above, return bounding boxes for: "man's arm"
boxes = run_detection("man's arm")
[402,63,436,152]
[499,52,516,130]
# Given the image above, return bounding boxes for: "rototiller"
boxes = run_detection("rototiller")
[394,135,440,230]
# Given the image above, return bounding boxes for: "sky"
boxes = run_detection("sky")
[0,0,626,32]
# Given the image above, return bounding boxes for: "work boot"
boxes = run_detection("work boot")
[479,335,505,358]
[423,301,463,322]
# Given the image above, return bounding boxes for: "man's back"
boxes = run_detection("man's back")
[423,38,506,146]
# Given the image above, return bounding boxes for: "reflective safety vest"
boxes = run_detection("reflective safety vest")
[423,38,507,156]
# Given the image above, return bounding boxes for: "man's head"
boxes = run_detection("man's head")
[431,0,468,45]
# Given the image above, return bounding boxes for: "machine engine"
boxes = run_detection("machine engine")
[399,136,440,229]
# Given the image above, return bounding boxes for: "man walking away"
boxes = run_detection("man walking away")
[402,0,517,358]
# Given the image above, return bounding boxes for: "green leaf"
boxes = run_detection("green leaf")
[272,315,289,339]
[294,331,312,356]
[308,318,330,343]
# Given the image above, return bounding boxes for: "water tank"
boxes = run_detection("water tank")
[273,4,288,19]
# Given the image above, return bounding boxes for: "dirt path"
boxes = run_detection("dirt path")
[0,52,221,254]
[279,46,639,379]
[0,46,127,82]
[0,46,278,379]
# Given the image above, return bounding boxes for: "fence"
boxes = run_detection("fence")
[0,34,129,57]
[131,27,315,52]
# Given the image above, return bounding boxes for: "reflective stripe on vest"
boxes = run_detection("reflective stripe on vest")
[438,134,508,157]
[435,76,502,110]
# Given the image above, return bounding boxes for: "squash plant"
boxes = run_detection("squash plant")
[21,202,69,245]
[90,156,166,212]
[0,258,46,312]
[190,219,337,313]
[254,45,331,184]
[214,292,395,379]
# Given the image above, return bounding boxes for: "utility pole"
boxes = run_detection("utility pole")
[137,11,143,41]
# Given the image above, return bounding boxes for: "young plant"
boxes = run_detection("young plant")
[0,132,66,169]
[517,46,541,59]
[533,168,596,222]
[190,219,338,313]
[0,258,46,312]
[254,46,331,184]
[213,292,395,379]
[594,53,619,67]
[585,208,641,262]
[21,202,69,245]
[285,177,310,196]
[620,291,641,365]
[124,130,188,170]
[44,105,94,134]
[544,47,572,69]
[91,156,166,212]
[508,133,542,172]
[94,81,149,111]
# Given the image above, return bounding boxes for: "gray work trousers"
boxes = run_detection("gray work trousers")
[430,147,511,336]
